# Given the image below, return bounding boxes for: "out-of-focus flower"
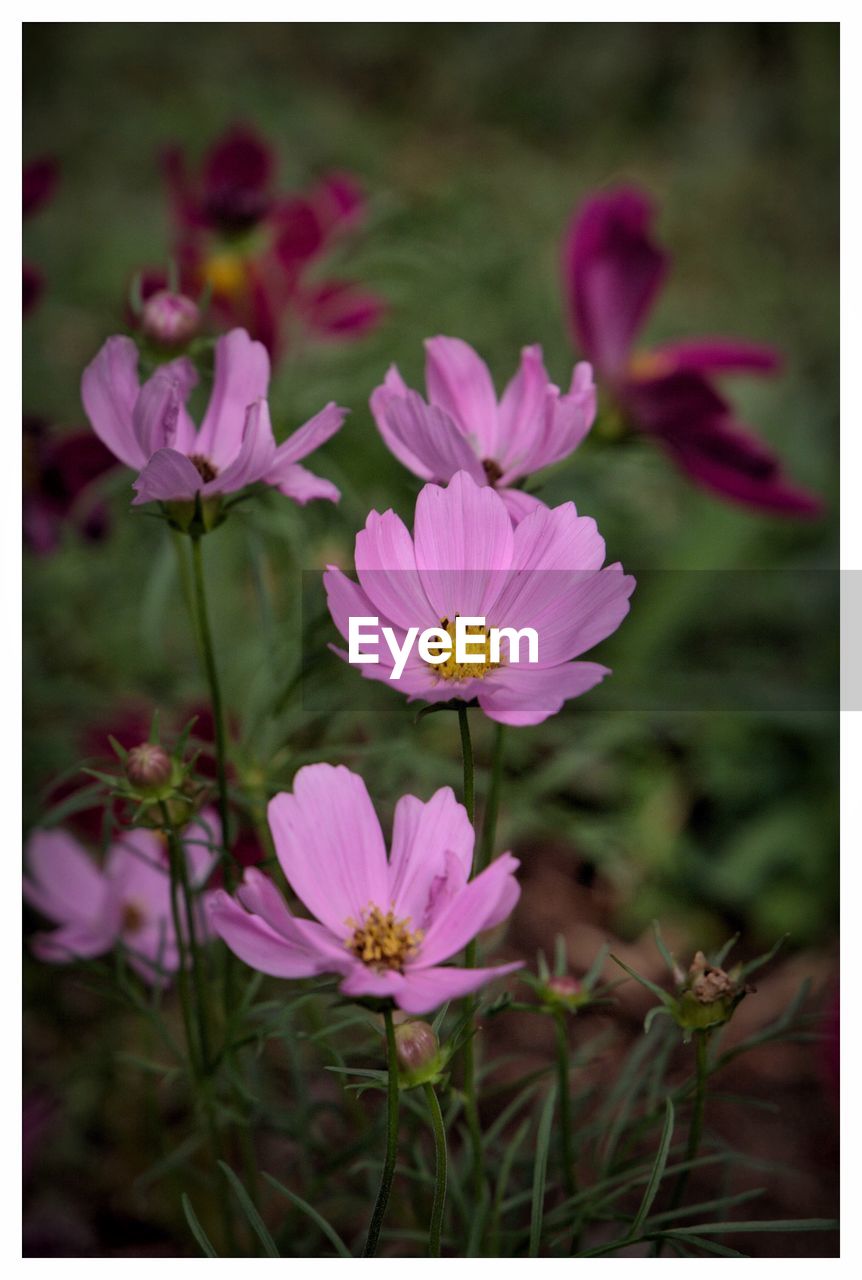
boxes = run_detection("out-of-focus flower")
[209,763,521,1015]
[23,417,117,555]
[23,157,59,314]
[325,470,634,726]
[147,124,386,361]
[563,186,822,515]
[371,337,596,524]
[23,813,220,985]
[81,327,346,518]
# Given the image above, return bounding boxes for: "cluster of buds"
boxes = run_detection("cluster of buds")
[612,923,771,1042]
[85,715,208,830]
[393,1018,449,1089]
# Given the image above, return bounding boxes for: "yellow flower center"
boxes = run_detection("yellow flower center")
[345,904,423,972]
[432,617,501,682]
[628,349,675,381]
[202,251,247,299]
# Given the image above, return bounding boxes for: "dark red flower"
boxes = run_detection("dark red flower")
[23,158,59,315]
[562,187,822,516]
[23,418,117,555]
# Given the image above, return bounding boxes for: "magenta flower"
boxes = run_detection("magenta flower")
[324,470,634,726]
[371,337,596,524]
[563,186,822,516]
[23,814,219,985]
[81,327,346,507]
[154,123,386,361]
[209,764,521,1014]
[23,417,117,555]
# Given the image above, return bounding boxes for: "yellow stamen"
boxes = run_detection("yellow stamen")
[345,904,423,973]
[432,617,500,682]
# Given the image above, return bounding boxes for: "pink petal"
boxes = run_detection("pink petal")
[425,337,500,457]
[132,371,187,459]
[268,462,340,505]
[208,891,331,979]
[396,961,523,1015]
[496,345,551,469]
[271,402,347,466]
[209,399,277,494]
[418,852,520,966]
[338,964,405,1001]
[563,187,669,380]
[24,829,110,927]
[388,788,474,927]
[181,809,223,888]
[355,509,437,632]
[195,329,270,467]
[380,391,486,485]
[324,566,379,644]
[81,336,147,469]
[267,763,390,936]
[237,868,351,969]
[413,472,513,621]
[31,921,117,964]
[497,487,549,525]
[132,448,203,505]
[653,338,782,377]
[477,661,611,726]
[370,366,434,480]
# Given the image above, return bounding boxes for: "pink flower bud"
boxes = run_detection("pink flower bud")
[394,1020,439,1076]
[126,743,172,792]
[141,290,200,348]
[547,975,581,1000]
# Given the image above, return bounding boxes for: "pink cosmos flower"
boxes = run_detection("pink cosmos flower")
[371,337,596,524]
[563,186,821,516]
[209,764,521,1015]
[81,327,346,506]
[23,813,219,985]
[324,470,635,726]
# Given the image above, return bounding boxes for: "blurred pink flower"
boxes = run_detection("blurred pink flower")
[23,813,220,985]
[325,470,634,726]
[563,186,822,516]
[209,763,521,1014]
[371,337,596,524]
[145,123,386,361]
[81,327,346,506]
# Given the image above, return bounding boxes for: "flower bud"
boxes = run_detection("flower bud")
[547,975,581,1000]
[141,290,200,348]
[126,743,173,793]
[395,1020,439,1076]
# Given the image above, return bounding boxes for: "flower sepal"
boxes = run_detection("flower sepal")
[84,714,208,830]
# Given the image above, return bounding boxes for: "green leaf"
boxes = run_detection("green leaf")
[610,954,676,1008]
[671,1218,838,1236]
[630,1097,674,1235]
[182,1193,219,1258]
[661,1232,747,1257]
[651,920,677,975]
[218,1161,279,1257]
[712,932,740,968]
[529,1084,557,1257]
[582,943,610,992]
[262,1173,351,1257]
[740,934,789,980]
[644,1004,673,1035]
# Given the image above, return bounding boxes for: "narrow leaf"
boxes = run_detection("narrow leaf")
[529,1084,557,1257]
[182,1193,219,1257]
[631,1097,674,1235]
[219,1161,279,1257]
[262,1173,351,1257]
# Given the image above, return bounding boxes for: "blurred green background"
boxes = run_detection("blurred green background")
[24,21,838,953]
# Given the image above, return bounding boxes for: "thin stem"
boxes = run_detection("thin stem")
[423,1083,447,1257]
[160,803,200,1078]
[363,1008,400,1257]
[190,534,232,882]
[170,821,212,1071]
[554,1009,576,1199]
[457,705,474,822]
[476,722,505,874]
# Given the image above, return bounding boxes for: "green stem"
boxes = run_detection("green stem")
[457,705,474,822]
[456,706,485,1207]
[190,534,232,883]
[169,819,212,1072]
[670,1030,709,1211]
[424,1083,447,1257]
[554,1009,576,1199]
[161,803,200,1078]
[476,722,505,874]
[363,1008,400,1257]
